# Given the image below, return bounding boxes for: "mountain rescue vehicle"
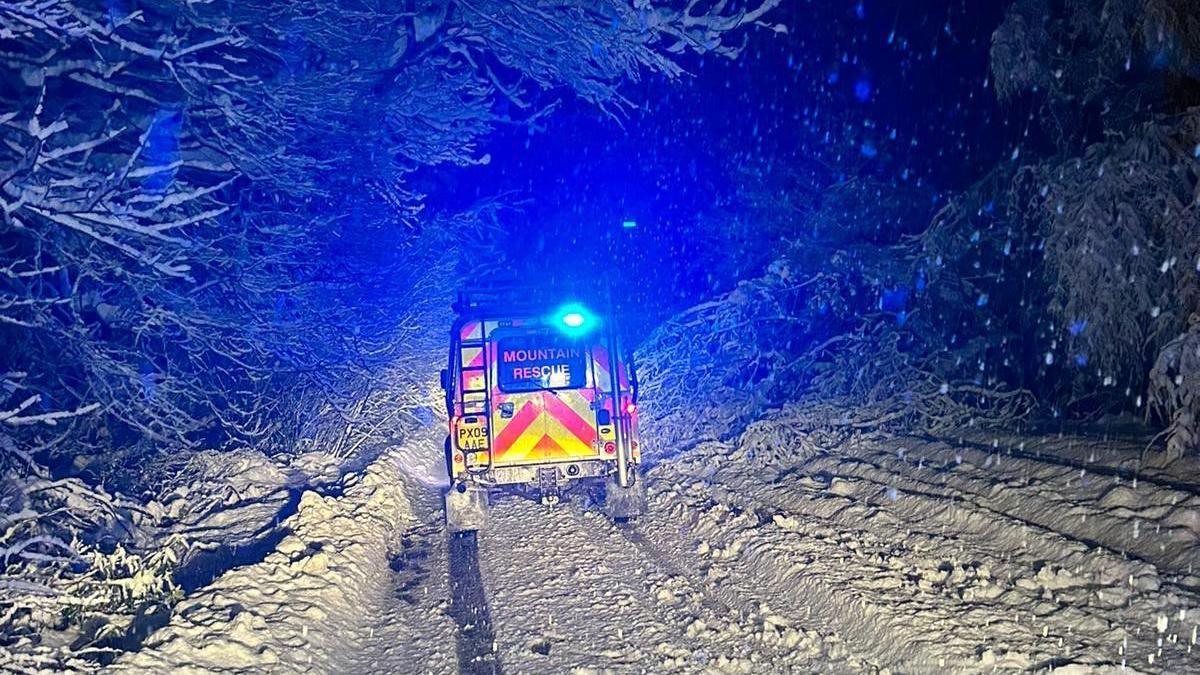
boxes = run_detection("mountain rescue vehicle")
[439,288,645,532]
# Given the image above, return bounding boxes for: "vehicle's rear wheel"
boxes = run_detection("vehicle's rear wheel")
[603,468,646,521]
[445,482,489,533]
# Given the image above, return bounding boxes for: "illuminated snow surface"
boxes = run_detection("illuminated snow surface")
[108,416,1200,674]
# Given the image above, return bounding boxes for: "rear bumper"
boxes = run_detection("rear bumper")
[468,458,613,487]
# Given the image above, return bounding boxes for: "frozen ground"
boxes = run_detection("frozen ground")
[111,416,1200,673]
[110,429,456,674]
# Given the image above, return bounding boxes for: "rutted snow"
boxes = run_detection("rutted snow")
[635,421,1200,672]
[110,435,456,674]
[477,497,865,673]
[118,417,1200,673]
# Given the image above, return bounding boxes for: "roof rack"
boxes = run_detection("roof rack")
[453,283,611,317]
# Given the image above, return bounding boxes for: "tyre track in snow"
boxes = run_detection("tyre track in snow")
[473,495,859,673]
[611,517,887,672]
[656,463,1127,670]
[813,452,1175,586]
[612,524,740,620]
[819,447,1196,584]
[895,435,1200,576]
[368,430,1198,672]
[926,434,1200,499]
[846,436,1200,668]
[361,518,501,675]
[641,433,1200,672]
[448,531,503,674]
[342,508,459,674]
[638,467,950,672]
[822,437,1200,635]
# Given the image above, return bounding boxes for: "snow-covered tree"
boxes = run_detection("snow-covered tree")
[925,0,1200,454]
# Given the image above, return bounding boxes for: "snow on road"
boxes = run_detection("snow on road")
[114,418,1200,674]
[110,438,457,674]
[637,427,1200,672]
[477,496,853,674]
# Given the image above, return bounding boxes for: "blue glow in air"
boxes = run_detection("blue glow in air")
[854,79,872,101]
[142,107,181,194]
[551,302,599,337]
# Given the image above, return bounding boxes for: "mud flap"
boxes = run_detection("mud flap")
[445,484,489,533]
[603,471,646,521]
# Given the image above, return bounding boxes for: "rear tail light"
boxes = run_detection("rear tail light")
[603,442,616,455]
[625,402,637,414]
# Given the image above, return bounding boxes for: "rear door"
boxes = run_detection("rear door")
[490,331,599,464]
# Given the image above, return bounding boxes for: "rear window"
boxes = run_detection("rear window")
[497,334,587,392]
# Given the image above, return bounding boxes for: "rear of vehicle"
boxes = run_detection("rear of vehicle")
[440,289,645,532]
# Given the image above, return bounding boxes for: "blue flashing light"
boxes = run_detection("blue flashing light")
[622,219,637,229]
[551,302,598,337]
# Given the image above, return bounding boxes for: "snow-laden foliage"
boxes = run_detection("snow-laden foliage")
[0,432,185,669]
[922,116,1200,453]
[637,178,1034,461]
[1150,314,1200,457]
[1039,116,1200,391]
[455,0,780,114]
[1,0,783,450]
[991,0,1200,142]
[973,3,1200,454]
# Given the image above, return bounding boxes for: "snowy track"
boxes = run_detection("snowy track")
[632,431,1200,672]
[474,495,841,674]
[448,532,501,674]
[460,429,1200,673]
[115,427,1200,673]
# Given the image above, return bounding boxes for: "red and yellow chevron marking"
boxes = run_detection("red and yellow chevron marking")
[491,389,598,464]
[461,346,484,368]
[459,345,486,392]
[458,322,487,391]
[460,321,483,341]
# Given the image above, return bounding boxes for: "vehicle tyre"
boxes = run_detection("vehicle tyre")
[445,483,489,533]
[603,469,647,521]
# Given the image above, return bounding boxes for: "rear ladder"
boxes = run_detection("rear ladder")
[459,331,494,472]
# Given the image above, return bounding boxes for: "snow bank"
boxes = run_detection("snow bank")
[110,448,421,673]
[147,449,301,553]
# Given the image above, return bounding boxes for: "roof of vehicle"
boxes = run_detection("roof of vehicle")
[453,284,612,319]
